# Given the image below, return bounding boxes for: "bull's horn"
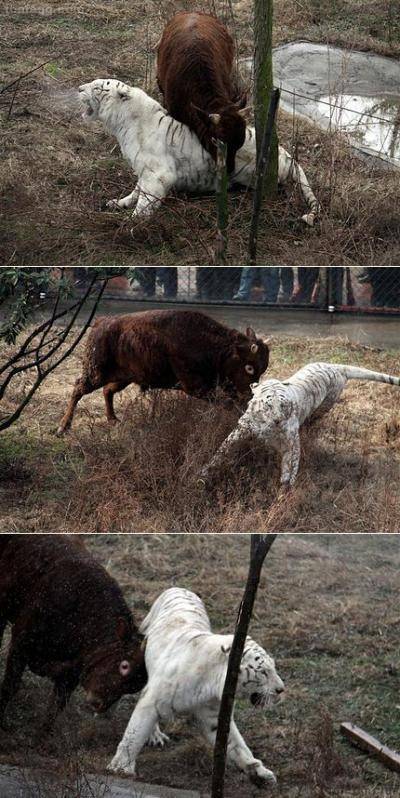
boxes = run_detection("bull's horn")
[238,106,252,117]
[251,343,258,353]
[209,113,221,125]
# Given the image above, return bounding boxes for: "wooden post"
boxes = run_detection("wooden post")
[215,139,228,265]
[248,88,280,263]
[211,535,277,798]
[254,0,278,197]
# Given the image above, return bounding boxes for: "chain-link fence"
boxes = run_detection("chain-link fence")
[93,267,400,314]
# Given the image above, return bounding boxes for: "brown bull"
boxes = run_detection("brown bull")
[156,11,247,173]
[57,309,269,435]
[0,535,147,729]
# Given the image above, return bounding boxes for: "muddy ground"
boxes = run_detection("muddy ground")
[0,533,399,797]
[1,0,400,266]
[1,322,400,532]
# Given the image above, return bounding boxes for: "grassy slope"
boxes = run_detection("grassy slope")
[0,330,399,532]
[0,534,399,797]
[0,0,399,266]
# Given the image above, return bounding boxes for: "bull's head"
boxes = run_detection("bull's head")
[82,617,147,713]
[223,327,269,403]
[191,101,249,172]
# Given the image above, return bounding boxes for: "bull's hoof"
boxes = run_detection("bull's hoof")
[56,426,67,437]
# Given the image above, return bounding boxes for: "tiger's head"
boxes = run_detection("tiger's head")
[78,78,132,122]
[222,637,284,708]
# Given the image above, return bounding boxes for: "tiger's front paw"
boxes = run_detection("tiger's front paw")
[247,761,277,788]
[106,198,123,210]
[107,753,136,776]
[148,727,170,747]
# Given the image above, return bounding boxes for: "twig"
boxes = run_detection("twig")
[0,61,52,94]
[214,139,229,264]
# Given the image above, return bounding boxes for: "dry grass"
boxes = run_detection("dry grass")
[1,0,400,266]
[1,326,400,532]
[0,533,399,797]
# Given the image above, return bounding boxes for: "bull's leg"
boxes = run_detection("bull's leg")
[0,636,27,728]
[40,676,77,736]
[103,381,130,424]
[0,617,7,652]
[57,376,98,436]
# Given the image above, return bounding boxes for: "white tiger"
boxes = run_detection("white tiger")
[78,78,320,227]
[201,362,400,488]
[108,587,284,786]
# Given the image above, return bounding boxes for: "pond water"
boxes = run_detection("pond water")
[243,42,400,168]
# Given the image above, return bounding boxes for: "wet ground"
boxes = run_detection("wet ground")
[0,765,205,798]
[244,42,400,168]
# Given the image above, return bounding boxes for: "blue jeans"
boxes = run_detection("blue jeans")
[234,268,280,302]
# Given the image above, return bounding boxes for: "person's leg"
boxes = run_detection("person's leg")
[158,268,177,298]
[261,267,279,303]
[279,268,294,301]
[233,268,257,300]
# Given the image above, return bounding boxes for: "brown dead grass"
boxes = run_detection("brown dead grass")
[0,534,399,797]
[0,326,399,532]
[0,0,400,266]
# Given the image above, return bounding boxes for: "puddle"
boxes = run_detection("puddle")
[243,42,400,168]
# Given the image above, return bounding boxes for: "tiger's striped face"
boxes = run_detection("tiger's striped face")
[78,79,130,121]
[238,639,284,708]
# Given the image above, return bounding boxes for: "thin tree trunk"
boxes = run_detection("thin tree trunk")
[215,139,229,264]
[254,0,278,197]
[211,534,277,798]
[248,88,280,263]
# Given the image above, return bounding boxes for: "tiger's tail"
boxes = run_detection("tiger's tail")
[333,364,400,387]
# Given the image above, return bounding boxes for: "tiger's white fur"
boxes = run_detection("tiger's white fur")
[108,587,284,786]
[78,78,320,226]
[202,362,400,487]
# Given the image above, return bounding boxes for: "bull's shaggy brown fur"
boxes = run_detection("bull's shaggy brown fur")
[0,535,147,728]
[57,309,269,435]
[156,12,246,173]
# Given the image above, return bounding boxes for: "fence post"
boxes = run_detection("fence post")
[215,139,229,265]
[211,534,277,798]
[248,89,280,264]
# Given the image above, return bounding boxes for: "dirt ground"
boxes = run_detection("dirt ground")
[0,533,399,797]
[1,0,400,266]
[1,322,400,533]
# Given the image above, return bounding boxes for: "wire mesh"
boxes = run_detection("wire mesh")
[96,267,400,313]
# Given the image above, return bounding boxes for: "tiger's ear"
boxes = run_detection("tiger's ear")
[118,87,129,101]
[221,644,231,655]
